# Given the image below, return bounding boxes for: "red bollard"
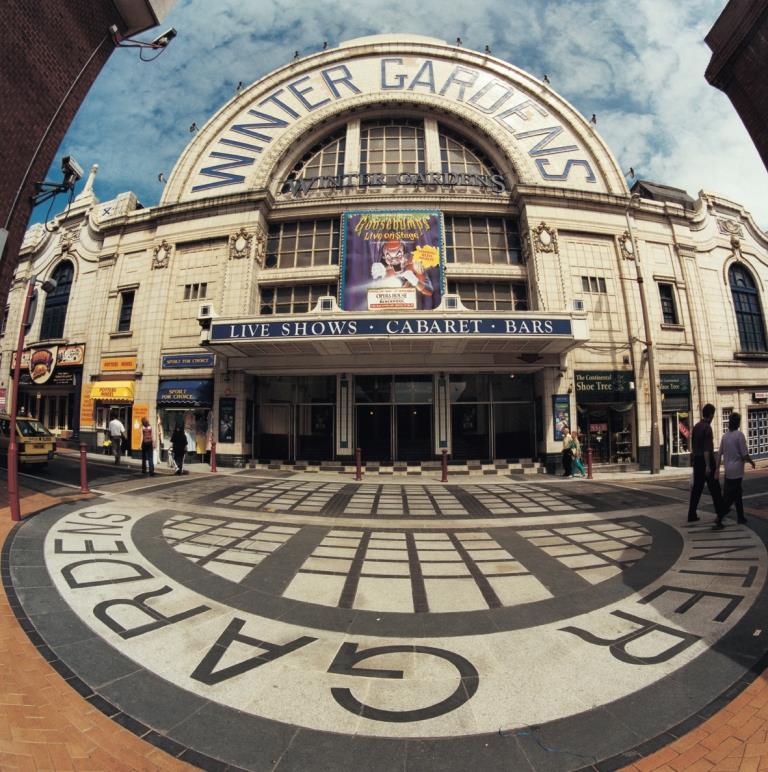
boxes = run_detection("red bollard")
[586,447,593,480]
[79,443,90,494]
[210,441,217,473]
[355,447,362,481]
[441,449,448,482]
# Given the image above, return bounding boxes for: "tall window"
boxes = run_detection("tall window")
[265,220,340,269]
[39,261,74,340]
[444,217,522,265]
[281,128,346,194]
[260,284,337,315]
[359,119,425,176]
[0,305,8,336]
[448,281,529,311]
[438,124,501,177]
[729,264,766,352]
[658,283,679,325]
[117,291,135,332]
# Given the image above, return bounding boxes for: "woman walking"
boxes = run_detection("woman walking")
[140,416,155,476]
[170,424,188,475]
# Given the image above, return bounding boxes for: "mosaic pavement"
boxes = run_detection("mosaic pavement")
[5,477,768,771]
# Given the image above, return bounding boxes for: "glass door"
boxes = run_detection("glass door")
[257,404,291,459]
[356,405,391,461]
[296,404,334,460]
[396,404,432,460]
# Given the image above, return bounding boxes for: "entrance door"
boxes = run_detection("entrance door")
[356,405,391,461]
[451,404,490,460]
[296,404,334,460]
[396,404,432,461]
[257,404,291,460]
[494,403,534,459]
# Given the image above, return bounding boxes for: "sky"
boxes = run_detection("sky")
[32,0,768,229]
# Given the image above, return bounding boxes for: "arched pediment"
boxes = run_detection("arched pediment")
[162,37,628,204]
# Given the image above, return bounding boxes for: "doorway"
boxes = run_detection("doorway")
[356,405,391,461]
[396,404,432,460]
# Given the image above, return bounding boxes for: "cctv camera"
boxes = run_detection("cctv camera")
[61,156,83,185]
[151,27,177,47]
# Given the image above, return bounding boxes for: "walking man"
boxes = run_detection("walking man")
[687,403,725,522]
[714,412,755,529]
[108,411,126,465]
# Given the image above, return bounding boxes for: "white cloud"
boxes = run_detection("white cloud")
[41,0,767,229]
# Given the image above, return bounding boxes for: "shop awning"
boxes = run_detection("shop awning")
[157,379,213,406]
[90,381,134,401]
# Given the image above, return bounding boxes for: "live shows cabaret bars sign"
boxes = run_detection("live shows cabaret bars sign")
[211,316,572,341]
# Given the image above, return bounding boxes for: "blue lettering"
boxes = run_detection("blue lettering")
[287,75,331,111]
[408,60,436,93]
[259,91,301,119]
[495,99,548,131]
[468,80,514,113]
[192,152,255,192]
[438,66,479,101]
[381,58,406,89]
[230,108,291,145]
[321,65,361,98]
[535,158,596,183]
[515,126,578,157]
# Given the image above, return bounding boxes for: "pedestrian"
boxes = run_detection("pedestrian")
[108,411,126,465]
[562,426,574,477]
[714,412,755,529]
[687,403,725,522]
[140,416,155,476]
[571,430,587,477]
[170,423,188,475]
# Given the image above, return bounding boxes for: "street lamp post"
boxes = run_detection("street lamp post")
[7,275,56,521]
[624,195,661,474]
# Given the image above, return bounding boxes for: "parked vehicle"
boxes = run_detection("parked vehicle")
[0,413,56,467]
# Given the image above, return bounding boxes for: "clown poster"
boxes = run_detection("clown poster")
[339,211,445,311]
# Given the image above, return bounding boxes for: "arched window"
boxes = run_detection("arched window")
[359,119,425,176]
[39,261,74,340]
[729,263,766,352]
[438,123,501,178]
[281,128,346,194]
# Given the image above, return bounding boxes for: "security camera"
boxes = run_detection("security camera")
[61,156,83,187]
[197,303,216,331]
[151,28,177,47]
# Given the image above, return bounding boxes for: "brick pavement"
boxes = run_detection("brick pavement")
[0,484,766,771]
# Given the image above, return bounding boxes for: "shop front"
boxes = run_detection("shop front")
[575,371,636,464]
[157,378,214,462]
[14,344,85,439]
[661,372,691,467]
[89,380,134,450]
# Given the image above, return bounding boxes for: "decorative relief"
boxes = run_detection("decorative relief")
[618,231,636,260]
[717,218,743,237]
[151,240,172,270]
[229,227,253,259]
[531,222,559,255]
[254,224,266,265]
[58,227,79,255]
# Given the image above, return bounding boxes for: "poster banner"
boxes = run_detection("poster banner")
[131,404,149,451]
[552,394,571,441]
[79,384,94,429]
[340,211,444,311]
[218,397,236,444]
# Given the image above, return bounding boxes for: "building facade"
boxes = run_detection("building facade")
[3,34,768,472]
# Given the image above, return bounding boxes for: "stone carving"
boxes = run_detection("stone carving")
[717,218,743,237]
[618,231,636,260]
[152,240,172,270]
[229,227,253,259]
[531,222,558,255]
[59,227,79,255]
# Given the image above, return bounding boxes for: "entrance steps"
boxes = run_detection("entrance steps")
[248,459,547,477]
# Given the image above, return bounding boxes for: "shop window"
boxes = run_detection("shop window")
[444,217,522,265]
[117,291,135,332]
[438,124,502,178]
[183,283,207,301]
[359,119,425,176]
[447,281,528,311]
[39,261,74,340]
[259,283,336,315]
[658,283,679,325]
[265,220,340,269]
[581,275,607,294]
[729,264,767,352]
[0,305,8,336]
